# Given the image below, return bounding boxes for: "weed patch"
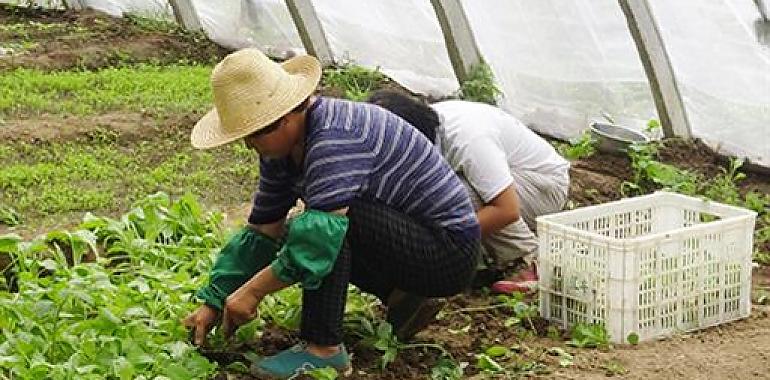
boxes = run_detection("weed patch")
[620,140,770,263]
[322,64,387,101]
[459,61,501,105]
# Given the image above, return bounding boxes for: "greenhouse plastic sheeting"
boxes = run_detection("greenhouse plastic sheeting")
[191,0,302,55]
[84,0,303,56]
[461,0,658,140]
[312,0,458,97]
[649,0,770,167]
[1,0,303,55]
[79,0,171,18]
[2,0,65,7]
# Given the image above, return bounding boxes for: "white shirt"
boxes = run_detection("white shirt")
[431,100,570,203]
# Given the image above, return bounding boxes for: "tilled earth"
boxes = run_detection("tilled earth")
[0,4,228,71]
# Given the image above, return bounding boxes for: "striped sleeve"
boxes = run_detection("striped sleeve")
[248,158,299,225]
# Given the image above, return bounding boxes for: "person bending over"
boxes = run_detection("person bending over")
[369,90,569,294]
[183,50,481,379]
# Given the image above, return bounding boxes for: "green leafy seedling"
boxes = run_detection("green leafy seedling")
[485,345,511,358]
[558,130,597,160]
[430,357,464,380]
[459,61,501,105]
[323,64,387,101]
[567,323,610,349]
[644,119,661,134]
[305,367,339,380]
[476,354,504,373]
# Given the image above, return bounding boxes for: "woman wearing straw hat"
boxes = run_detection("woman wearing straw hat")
[182,48,480,378]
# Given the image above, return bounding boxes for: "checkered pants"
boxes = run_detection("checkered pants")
[300,199,480,345]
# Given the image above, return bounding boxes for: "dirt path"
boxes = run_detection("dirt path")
[554,307,770,379]
[545,252,770,380]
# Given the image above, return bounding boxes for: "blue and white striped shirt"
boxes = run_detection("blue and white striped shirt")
[248,97,479,239]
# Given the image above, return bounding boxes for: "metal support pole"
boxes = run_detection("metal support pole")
[63,0,87,10]
[284,0,334,66]
[618,0,692,138]
[168,0,203,32]
[430,0,483,84]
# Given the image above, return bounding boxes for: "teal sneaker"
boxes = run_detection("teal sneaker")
[251,342,352,379]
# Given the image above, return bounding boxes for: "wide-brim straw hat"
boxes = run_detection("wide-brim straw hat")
[191,48,322,149]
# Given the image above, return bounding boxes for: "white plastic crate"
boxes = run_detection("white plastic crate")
[537,192,757,343]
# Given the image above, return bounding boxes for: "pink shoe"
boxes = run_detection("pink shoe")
[491,264,538,294]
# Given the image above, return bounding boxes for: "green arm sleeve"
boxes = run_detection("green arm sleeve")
[196,227,281,310]
[270,210,349,290]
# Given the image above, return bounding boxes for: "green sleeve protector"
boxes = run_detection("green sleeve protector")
[270,210,349,290]
[196,227,281,310]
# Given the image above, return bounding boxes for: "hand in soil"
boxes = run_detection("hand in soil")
[183,304,220,346]
[222,286,263,339]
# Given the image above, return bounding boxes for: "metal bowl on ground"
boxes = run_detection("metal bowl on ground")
[589,122,649,154]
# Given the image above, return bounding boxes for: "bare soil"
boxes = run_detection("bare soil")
[0,4,229,71]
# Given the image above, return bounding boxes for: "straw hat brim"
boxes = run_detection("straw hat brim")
[191,55,322,149]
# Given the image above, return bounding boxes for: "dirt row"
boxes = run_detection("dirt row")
[0,4,229,71]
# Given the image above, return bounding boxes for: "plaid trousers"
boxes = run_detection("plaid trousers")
[301,199,480,345]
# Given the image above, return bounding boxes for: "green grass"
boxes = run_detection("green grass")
[0,65,212,117]
[0,133,259,227]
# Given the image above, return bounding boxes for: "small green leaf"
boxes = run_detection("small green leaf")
[306,367,338,380]
[484,345,509,358]
[381,347,397,369]
[0,233,21,253]
[431,357,463,380]
[476,354,504,373]
[627,332,640,345]
[376,321,393,339]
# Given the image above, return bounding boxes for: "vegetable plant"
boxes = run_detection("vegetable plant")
[459,61,501,105]
[567,323,611,349]
[0,193,222,379]
[556,130,597,160]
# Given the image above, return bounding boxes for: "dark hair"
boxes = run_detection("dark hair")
[250,97,311,137]
[368,90,440,143]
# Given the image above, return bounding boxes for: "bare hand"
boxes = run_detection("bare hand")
[183,304,220,346]
[221,286,263,339]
